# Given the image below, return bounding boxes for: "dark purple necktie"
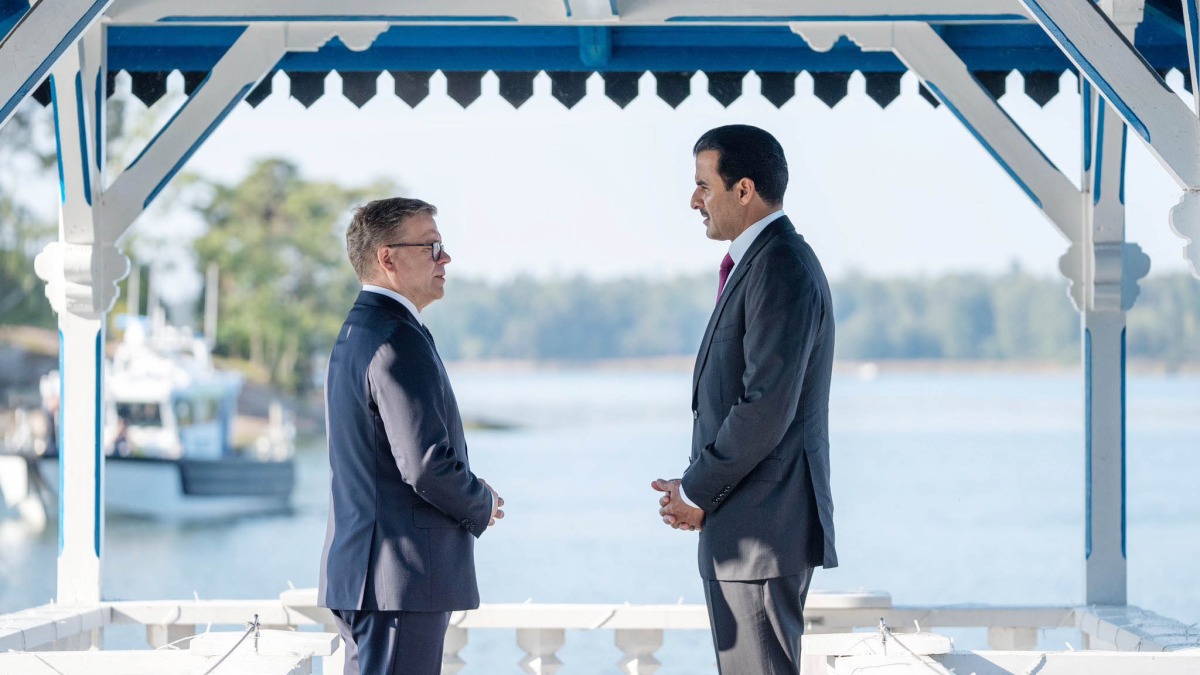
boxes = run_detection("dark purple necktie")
[716,253,734,302]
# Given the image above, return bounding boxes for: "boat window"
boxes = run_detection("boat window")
[196,398,217,424]
[117,402,161,427]
[175,400,193,427]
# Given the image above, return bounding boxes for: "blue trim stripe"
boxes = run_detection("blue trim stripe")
[1084,327,1092,560]
[50,75,65,204]
[0,0,109,126]
[1188,1,1200,100]
[143,82,254,209]
[1082,80,1092,173]
[74,72,92,205]
[1119,125,1127,205]
[1120,327,1127,560]
[925,80,1044,210]
[159,15,518,22]
[666,14,1029,22]
[1093,104,1104,205]
[1022,0,1153,144]
[563,0,572,17]
[93,329,102,558]
[94,70,103,173]
[57,331,64,556]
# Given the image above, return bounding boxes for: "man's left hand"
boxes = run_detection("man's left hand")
[651,478,704,531]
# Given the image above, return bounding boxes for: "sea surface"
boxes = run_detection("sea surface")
[1,367,1198,673]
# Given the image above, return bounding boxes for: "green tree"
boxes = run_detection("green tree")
[189,158,392,393]
[1128,274,1200,364]
[0,107,57,327]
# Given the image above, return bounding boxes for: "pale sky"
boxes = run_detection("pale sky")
[94,69,1200,291]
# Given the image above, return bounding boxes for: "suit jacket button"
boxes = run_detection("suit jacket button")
[692,410,698,420]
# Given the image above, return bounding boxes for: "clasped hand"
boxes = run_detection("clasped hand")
[481,479,505,527]
[651,478,704,532]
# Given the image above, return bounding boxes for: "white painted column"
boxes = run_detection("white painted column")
[1064,76,1150,607]
[33,23,127,607]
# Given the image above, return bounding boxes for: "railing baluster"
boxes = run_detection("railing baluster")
[615,628,662,674]
[987,626,1038,650]
[323,621,345,675]
[442,626,468,674]
[517,627,564,674]
[145,623,194,649]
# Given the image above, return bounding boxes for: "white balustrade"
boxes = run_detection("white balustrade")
[1,592,1198,674]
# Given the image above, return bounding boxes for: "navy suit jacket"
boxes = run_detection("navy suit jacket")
[682,216,838,581]
[319,290,493,612]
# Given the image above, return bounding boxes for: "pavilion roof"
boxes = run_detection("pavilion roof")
[2,0,1192,111]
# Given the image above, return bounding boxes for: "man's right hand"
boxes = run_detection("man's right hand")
[481,479,505,526]
[651,478,704,532]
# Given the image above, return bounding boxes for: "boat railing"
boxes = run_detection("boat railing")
[1,590,1198,674]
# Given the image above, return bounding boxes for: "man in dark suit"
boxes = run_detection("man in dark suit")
[320,197,504,675]
[654,125,837,674]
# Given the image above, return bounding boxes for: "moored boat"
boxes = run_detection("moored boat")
[1,312,295,521]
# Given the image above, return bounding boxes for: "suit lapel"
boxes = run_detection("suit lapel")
[691,217,795,404]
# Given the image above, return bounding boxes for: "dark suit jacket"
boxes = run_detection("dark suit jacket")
[682,216,838,581]
[319,290,493,612]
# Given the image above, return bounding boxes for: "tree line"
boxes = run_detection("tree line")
[4,152,1200,397]
[421,270,1200,366]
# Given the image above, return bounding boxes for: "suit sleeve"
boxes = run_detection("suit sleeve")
[369,331,493,536]
[681,254,823,512]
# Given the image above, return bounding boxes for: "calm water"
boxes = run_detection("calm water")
[1,368,1198,673]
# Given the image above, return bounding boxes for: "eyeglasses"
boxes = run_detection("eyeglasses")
[386,241,445,261]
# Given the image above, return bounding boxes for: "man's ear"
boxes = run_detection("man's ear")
[376,245,394,272]
[736,178,756,205]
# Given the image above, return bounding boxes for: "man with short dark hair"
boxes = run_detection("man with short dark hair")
[320,197,504,675]
[654,125,837,674]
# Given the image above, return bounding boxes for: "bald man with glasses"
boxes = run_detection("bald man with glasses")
[319,197,505,675]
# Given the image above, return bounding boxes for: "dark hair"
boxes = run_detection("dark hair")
[693,125,788,206]
[345,197,438,281]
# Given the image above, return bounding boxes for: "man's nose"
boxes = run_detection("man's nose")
[690,190,702,209]
[439,250,452,265]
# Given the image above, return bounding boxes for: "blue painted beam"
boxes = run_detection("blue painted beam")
[0,0,27,40]
[102,24,1188,74]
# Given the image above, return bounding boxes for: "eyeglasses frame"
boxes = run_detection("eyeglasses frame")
[385,241,445,261]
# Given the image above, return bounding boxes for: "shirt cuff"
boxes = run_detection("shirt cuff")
[678,484,698,508]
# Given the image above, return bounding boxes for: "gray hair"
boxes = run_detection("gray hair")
[345,197,438,281]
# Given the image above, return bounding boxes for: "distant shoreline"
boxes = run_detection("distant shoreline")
[446,356,1200,375]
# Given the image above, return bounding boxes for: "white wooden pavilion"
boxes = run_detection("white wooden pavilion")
[1,1,1199,672]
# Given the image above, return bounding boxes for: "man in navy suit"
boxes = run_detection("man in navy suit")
[655,125,838,674]
[320,197,504,675]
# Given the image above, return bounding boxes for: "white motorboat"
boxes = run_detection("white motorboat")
[2,312,295,521]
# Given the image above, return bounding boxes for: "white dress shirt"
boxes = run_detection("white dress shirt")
[726,209,785,281]
[679,210,786,510]
[363,284,422,323]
